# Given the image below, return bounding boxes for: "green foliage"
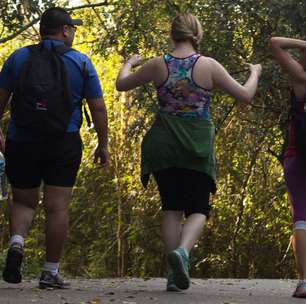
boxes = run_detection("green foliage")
[0,0,304,279]
[0,0,58,31]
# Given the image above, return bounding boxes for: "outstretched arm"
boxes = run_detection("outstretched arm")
[269,37,306,84]
[209,58,262,104]
[116,55,157,91]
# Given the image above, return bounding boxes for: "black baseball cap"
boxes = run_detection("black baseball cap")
[40,7,83,28]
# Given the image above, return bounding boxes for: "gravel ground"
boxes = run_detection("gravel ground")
[0,278,302,304]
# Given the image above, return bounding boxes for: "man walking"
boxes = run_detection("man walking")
[0,7,109,288]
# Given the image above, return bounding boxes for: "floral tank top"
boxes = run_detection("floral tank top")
[157,53,212,119]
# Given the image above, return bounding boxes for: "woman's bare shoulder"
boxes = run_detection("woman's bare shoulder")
[196,56,220,67]
[142,56,167,86]
[147,56,164,63]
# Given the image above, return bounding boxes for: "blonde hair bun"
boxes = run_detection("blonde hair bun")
[171,13,203,51]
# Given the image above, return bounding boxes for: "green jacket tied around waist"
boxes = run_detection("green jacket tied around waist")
[141,112,216,193]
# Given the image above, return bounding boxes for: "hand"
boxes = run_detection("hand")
[94,144,109,167]
[127,55,142,67]
[0,127,5,153]
[247,63,262,78]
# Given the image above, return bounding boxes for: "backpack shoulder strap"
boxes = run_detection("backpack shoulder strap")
[81,59,92,128]
[26,42,72,55]
[54,44,73,55]
[82,59,89,78]
[16,44,42,92]
[26,44,42,54]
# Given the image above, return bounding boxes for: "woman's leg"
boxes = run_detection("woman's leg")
[162,210,185,291]
[285,157,306,278]
[292,227,306,279]
[154,169,185,252]
[291,225,306,297]
[179,213,206,253]
[284,156,306,297]
[162,210,184,252]
[166,169,210,290]
[162,211,207,253]
[155,168,210,290]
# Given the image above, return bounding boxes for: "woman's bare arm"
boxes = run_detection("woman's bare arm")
[116,55,158,91]
[269,37,306,84]
[208,58,261,104]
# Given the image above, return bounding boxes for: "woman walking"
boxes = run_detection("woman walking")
[116,13,261,291]
[270,37,306,298]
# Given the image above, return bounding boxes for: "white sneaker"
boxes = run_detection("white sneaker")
[293,281,306,298]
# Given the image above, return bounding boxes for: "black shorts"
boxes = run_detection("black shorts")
[5,133,82,188]
[153,167,213,218]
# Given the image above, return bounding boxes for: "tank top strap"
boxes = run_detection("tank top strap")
[163,53,200,83]
[164,53,200,68]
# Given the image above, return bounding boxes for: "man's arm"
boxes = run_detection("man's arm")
[87,97,109,167]
[0,88,11,152]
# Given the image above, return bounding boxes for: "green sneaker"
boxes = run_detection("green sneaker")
[167,248,190,290]
[166,272,181,292]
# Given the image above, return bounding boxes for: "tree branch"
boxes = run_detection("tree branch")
[215,104,236,134]
[275,235,293,269]
[0,18,39,44]
[84,0,105,25]
[0,1,110,44]
[67,1,110,11]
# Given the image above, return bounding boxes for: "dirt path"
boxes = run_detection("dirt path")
[0,278,302,304]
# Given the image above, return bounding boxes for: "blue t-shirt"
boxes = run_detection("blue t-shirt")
[0,38,103,141]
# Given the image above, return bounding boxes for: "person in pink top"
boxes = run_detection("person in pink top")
[270,37,306,298]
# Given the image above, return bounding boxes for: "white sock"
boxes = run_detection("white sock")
[43,261,60,275]
[9,235,24,248]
